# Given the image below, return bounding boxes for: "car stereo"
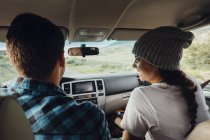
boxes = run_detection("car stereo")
[72,81,96,95]
[61,79,106,110]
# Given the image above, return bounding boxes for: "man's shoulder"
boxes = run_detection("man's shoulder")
[41,95,105,123]
[0,87,14,96]
[79,101,101,111]
[71,101,104,122]
[46,97,106,133]
[0,87,109,135]
[0,86,103,117]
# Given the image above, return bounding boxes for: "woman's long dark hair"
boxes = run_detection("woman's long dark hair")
[158,69,198,136]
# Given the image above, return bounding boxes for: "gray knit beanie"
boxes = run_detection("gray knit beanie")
[132,26,194,70]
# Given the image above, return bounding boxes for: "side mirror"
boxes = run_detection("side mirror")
[68,45,99,57]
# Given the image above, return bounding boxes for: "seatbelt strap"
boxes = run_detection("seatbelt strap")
[201,80,210,89]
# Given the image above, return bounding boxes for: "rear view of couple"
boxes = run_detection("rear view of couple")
[0,13,209,140]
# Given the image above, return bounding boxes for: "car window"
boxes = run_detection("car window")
[181,26,210,83]
[0,44,16,83]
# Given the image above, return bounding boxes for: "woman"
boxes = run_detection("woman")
[121,26,210,140]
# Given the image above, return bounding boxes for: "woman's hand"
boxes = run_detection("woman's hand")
[122,130,145,140]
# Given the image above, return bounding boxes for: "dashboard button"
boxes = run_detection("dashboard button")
[97,80,103,90]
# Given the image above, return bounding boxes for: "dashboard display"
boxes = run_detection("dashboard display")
[72,81,96,94]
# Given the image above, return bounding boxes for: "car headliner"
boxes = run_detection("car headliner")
[0,0,210,42]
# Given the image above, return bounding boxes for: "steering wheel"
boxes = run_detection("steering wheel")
[201,80,210,89]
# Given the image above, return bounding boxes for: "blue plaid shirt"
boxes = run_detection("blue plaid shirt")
[0,77,110,140]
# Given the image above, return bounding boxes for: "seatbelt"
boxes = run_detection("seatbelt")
[201,80,210,89]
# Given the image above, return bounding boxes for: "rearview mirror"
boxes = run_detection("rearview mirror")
[68,46,99,57]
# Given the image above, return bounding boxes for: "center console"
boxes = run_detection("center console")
[61,79,106,109]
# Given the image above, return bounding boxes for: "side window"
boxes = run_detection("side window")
[0,44,16,84]
[181,26,210,93]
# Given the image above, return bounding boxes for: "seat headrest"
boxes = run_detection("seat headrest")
[186,120,210,140]
[0,96,34,140]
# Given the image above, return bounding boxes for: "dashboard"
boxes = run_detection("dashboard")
[60,73,148,114]
[60,73,210,115]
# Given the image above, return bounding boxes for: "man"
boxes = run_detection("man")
[0,13,110,140]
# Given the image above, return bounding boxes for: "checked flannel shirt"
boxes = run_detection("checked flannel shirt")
[0,77,110,140]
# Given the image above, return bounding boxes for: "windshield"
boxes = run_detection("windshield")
[64,41,135,76]
[0,26,209,83]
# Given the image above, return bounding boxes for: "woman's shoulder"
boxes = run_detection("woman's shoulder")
[131,85,161,101]
[133,83,171,94]
[130,87,158,117]
[132,86,155,96]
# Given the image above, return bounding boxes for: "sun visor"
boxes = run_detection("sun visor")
[107,28,148,41]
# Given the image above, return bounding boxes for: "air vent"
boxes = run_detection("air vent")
[97,80,103,90]
[63,83,70,94]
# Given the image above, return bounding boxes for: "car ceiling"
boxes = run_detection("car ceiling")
[0,0,210,42]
